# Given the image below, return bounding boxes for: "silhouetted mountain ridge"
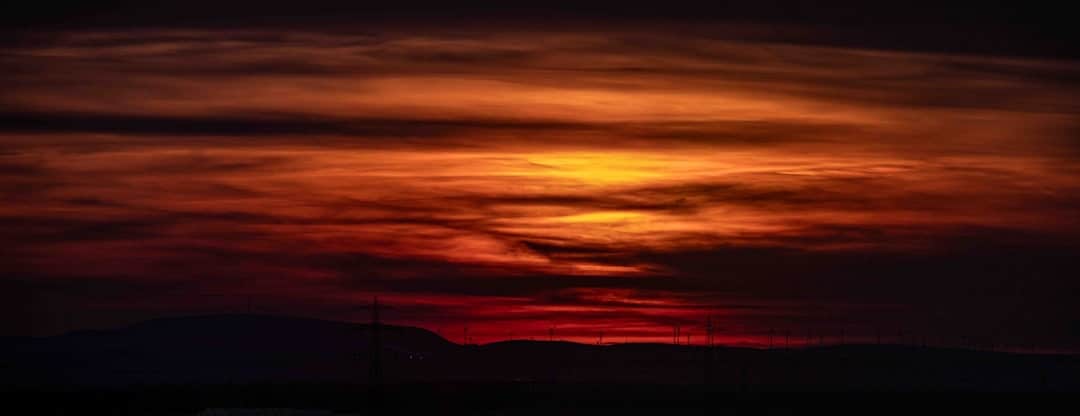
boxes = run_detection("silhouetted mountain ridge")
[2,314,1078,391]
[0,314,451,386]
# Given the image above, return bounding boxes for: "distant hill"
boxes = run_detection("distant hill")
[2,314,1078,391]
[0,314,452,386]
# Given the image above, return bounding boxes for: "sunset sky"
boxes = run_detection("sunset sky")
[3,3,1078,350]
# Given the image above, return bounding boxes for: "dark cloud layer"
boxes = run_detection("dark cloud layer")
[4,1,1075,59]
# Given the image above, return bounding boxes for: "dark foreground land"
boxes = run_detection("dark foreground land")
[3,383,1077,415]
[2,315,1077,414]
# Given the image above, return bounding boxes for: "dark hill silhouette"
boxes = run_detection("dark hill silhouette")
[2,314,1078,391]
[0,314,452,386]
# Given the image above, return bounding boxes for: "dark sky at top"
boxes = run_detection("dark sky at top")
[5,1,1075,58]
